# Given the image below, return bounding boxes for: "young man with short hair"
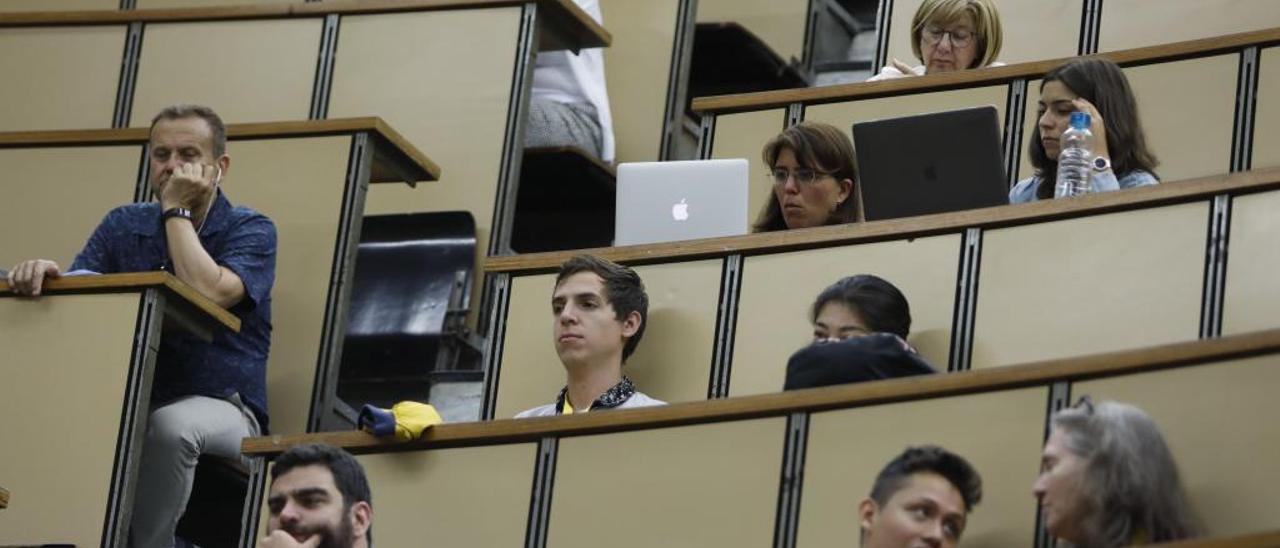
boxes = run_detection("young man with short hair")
[516,254,665,417]
[859,445,983,548]
[263,443,372,548]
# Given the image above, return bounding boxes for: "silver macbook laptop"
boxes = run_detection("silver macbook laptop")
[614,159,749,246]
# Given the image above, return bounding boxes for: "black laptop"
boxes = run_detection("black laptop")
[851,105,1009,221]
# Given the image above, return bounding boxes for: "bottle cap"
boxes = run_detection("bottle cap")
[1070,111,1092,129]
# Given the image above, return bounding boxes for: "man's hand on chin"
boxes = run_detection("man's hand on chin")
[260,529,321,548]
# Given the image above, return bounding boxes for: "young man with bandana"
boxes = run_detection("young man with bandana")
[515,255,665,417]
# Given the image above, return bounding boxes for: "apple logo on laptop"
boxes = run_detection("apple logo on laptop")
[672,198,690,221]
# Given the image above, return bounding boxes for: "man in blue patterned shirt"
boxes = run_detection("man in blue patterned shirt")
[7,104,276,548]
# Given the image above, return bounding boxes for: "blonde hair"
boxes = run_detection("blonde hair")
[909,0,1003,69]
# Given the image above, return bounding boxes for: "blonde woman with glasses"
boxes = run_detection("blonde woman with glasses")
[869,0,1004,81]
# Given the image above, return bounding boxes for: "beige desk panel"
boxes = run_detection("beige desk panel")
[730,234,962,397]
[0,293,142,546]
[804,85,1006,221]
[972,202,1207,368]
[0,0,116,10]
[1222,190,1280,335]
[1099,0,1280,52]
[601,0,680,163]
[1123,55,1238,182]
[550,417,786,548]
[800,387,1047,547]
[1073,355,1280,536]
[130,19,319,128]
[1016,78,1043,182]
[221,136,352,435]
[354,444,535,546]
[696,0,807,64]
[494,260,722,419]
[883,0,1082,69]
[709,109,786,231]
[0,146,141,268]
[329,8,522,253]
[0,26,125,131]
[136,0,295,7]
[1252,48,1280,170]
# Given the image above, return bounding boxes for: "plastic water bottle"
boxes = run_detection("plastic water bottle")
[1054,111,1094,198]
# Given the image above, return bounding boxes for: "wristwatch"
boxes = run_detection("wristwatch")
[1092,155,1112,173]
[162,207,193,223]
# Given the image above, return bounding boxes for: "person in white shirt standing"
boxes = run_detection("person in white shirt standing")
[525,0,616,163]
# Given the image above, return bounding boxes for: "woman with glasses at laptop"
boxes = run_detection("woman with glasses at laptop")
[1034,397,1199,546]
[754,121,859,232]
[784,275,936,390]
[1012,57,1159,203]
[868,0,1004,81]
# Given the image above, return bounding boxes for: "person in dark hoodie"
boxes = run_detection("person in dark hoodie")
[784,275,936,390]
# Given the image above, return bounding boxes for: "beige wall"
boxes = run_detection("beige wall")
[600,0,680,163]
[1252,47,1280,170]
[884,0,1082,69]
[0,26,125,131]
[1222,190,1280,335]
[1123,55,1238,181]
[0,146,141,269]
[550,417,786,547]
[130,19,320,127]
[1098,0,1280,52]
[972,202,1207,368]
[328,8,523,257]
[800,387,1047,547]
[697,0,808,63]
[731,234,962,397]
[222,136,353,435]
[494,260,722,418]
[0,0,116,10]
[351,444,535,546]
[710,109,786,230]
[0,293,143,547]
[1073,355,1280,536]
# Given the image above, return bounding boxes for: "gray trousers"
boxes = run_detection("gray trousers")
[525,97,604,160]
[129,395,259,548]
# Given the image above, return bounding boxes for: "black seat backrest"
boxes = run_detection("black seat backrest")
[340,211,476,377]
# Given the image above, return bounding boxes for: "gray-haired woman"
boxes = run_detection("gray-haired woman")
[1034,398,1199,546]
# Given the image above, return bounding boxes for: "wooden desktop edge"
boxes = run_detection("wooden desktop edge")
[692,27,1280,114]
[0,117,440,185]
[241,327,1280,457]
[483,167,1280,273]
[1147,530,1280,548]
[0,0,610,50]
[0,272,240,332]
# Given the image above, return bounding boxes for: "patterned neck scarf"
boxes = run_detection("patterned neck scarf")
[555,376,637,414]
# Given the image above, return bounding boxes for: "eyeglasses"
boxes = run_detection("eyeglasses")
[769,167,832,186]
[922,26,975,48]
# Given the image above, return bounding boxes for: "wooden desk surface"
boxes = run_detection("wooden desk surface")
[0,117,439,185]
[692,27,1280,114]
[0,0,610,52]
[242,327,1280,456]
[0,271,239,332]
[484,167,1280,274]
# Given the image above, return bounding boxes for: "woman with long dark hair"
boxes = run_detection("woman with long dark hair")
[1012,57,1160,203]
